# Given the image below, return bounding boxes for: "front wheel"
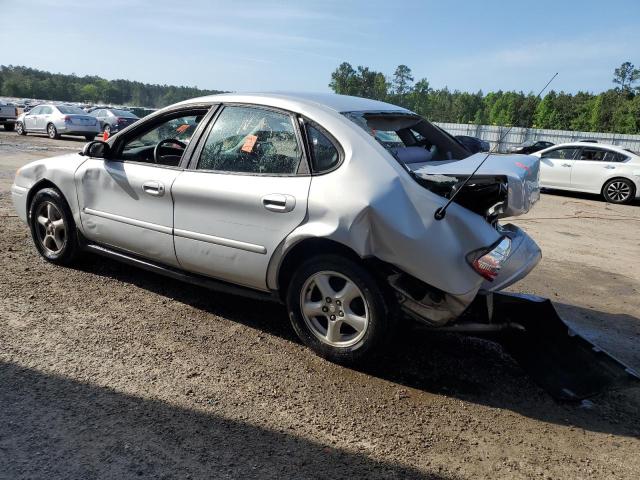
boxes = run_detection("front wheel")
[47,123,60,139]
[15,122,26,135]
[29,188,80,265]
[603,178,635,204]
[4,122,15,132]
[286,254,395,364]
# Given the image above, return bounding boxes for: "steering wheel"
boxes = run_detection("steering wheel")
[153,138,186,164]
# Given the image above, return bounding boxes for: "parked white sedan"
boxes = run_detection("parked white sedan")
[533,142,640,204]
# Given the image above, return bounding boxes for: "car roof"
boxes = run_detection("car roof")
[179,92,412,114]
[538,142,640,157]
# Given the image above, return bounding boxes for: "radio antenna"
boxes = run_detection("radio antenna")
[434,72,558,220]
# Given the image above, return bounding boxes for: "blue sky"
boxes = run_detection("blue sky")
[1,0,639,94]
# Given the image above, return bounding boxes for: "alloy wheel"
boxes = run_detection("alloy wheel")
[35,201,66,255]
[299,270,369,347]
[606,181,631,202]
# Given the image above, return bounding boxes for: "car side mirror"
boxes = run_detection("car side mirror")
[81,140,111,158]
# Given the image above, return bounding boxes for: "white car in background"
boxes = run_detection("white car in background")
[533,142,640,204]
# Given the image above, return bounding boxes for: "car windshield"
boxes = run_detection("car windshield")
[57,105,86,115]
[111,109,137,118]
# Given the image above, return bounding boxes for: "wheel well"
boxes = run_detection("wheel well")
[601,177,636,195]
[26,180,61,214]
[275,237,394,301]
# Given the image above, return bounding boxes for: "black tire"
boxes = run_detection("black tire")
[602,178,635,204]
[84,134,96,141]
[29,187,80,265]
[15,122,26,135]
[47,123,60,139]
[286,254,396,364]
[103,124,111,135]
[4,122,15,132]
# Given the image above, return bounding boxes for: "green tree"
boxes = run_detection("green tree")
[329,62,358,95]
[392,64,414,96]
[613,62,640,94]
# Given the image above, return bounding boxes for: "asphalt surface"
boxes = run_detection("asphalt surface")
[1,130,639,479]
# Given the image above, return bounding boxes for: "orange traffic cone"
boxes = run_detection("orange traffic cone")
[103,129,109,141]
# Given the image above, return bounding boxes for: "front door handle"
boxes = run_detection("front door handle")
[142,181,165,196]
[262,194,296,213]
[561,163,572,167]
[604,165,616,170]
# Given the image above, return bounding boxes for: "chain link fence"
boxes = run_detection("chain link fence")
[435,122,640,153]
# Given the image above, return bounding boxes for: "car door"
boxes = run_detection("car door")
[570,147,627,193]
[172,104,311,291]
[539,147,580,188]
[23,106,40,131]
[75,107,211,267]
[37,106,53,130]
[92,109,104,129]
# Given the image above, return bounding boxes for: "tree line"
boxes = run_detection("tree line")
[329,62,640,134]
[0,65,224,108]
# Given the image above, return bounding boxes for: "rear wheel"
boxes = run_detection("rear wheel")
[47,123,60,139]
[4,123,15,132]
[602,178,634,204]
[15,122,25,135]
[29,188,80,265]
[286,254,395,364]
[103,124,111,135]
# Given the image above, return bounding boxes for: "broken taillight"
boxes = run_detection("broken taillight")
[466,237,511,281]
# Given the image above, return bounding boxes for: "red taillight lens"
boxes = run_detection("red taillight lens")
[467,237,511,281]
[63,115,71,123]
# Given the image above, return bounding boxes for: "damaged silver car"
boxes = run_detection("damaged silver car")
[12,93,542,363]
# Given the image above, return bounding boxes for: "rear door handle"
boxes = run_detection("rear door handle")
[561,163,572,167]
[262,194,296,213]
[142,181,165,196]
[604,165,616,170]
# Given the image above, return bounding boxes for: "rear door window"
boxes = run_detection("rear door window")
[578,148,607,161]
[603,151,628,163]
[197,106,301,175]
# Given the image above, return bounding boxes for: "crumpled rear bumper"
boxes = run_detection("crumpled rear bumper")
[481,223,541,292]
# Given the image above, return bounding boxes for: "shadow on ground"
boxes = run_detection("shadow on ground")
[541,188,640,206]
[0,362,441,480]
[77,257,640,440]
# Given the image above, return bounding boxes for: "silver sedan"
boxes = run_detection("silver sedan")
[15,104,101,140]
[11,93,541,362]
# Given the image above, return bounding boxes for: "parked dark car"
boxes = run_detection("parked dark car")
[89,108,139,134]
[510,140,554,154]
[455,135,490,154]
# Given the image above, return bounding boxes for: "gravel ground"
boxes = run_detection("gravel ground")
[1,131,639,479]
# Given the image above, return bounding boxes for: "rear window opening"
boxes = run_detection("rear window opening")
[343,111,471,163]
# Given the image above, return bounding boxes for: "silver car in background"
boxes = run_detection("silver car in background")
[15,104,100,140]
[11,93,541,363]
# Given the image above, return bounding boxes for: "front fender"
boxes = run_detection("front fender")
[13,153,88,228]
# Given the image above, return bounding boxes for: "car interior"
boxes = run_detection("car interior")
[114,110,208,166]
[343,111,471,164]
[196,106,301,174]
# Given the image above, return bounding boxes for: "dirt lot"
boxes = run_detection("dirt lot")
[1,130,639,479]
